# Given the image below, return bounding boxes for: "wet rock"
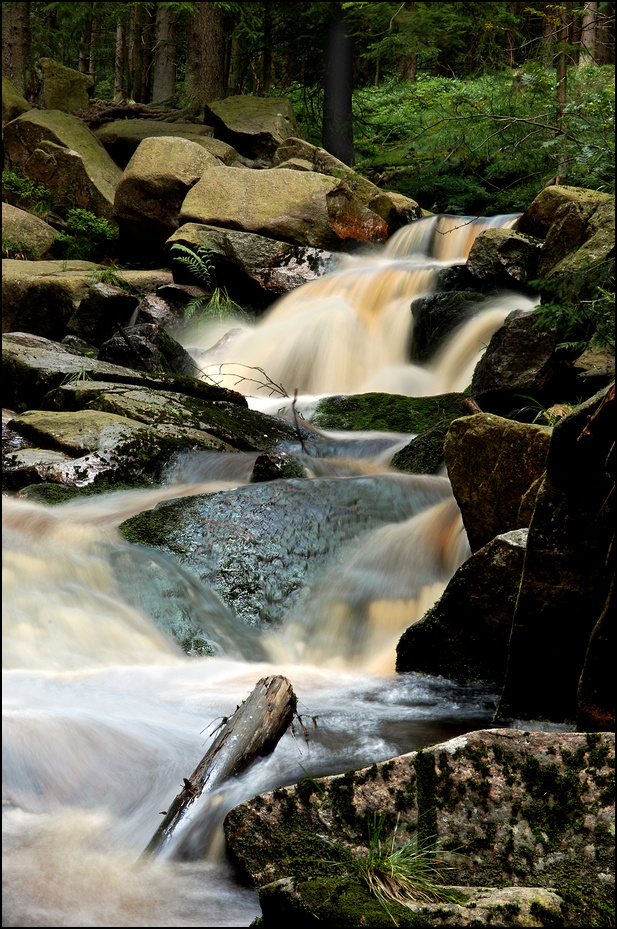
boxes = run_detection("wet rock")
[470,312,569,416]
[444,413,551,553]
[65,281,140,346]
[518,184,613,240]
[396,529,528,685]
[28,57,93,112]
[203,95,301,160]
[3,109,122,221]
[114,136,221,259]
[497,385,615,725]
[251,452,306,482]
[225,729,614,927]
[2,332,245,413]
[466,228,542,288]
[410,290,491,363]
[166,223,339,307]
[119,473,452,627]
[98,323,200,377]
[2,203,57,260]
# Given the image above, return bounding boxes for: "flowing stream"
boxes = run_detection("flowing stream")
[3,213,535,927]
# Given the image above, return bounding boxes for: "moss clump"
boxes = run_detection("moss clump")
[312,392,469,434]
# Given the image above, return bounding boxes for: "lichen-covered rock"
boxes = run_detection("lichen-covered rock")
[225,729,615,927]
[497,385,615,725]
[95,118,234,168]
[179,166,387,251]
[203,95,301,159]
[396,528,528,684]
[467,228,542,288]
[29,57,93,112]
[312,392,469,434]
[443,413,551,553]
[3,109,122,221]
[113,136,221,257]
[166,222,339,307]
[518,185,613,240]
[2,202,57,260]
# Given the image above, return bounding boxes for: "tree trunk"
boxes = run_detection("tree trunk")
[2,1,31,96]
[114,20,125,102]
[322,4,354,166]
[142,675,297,858]
[555,3,570,177]
[130,3,144,104]
[186,1,226,116]
[141,2,156,103]
[152,3,177,103]
[580,1,599,63]
[89,2,99,82]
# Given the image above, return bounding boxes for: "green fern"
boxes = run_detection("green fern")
[170,243,216,288]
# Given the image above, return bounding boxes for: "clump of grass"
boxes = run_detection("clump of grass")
[342,812,462,925]
[169,242,245,321]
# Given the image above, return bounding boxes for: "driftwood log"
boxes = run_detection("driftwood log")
[142,674,297,858]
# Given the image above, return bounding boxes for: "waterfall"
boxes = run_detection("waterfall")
[3,213,522,927]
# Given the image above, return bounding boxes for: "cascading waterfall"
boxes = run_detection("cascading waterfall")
[3,213,528,927]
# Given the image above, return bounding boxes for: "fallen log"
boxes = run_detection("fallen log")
[142,674,297,858]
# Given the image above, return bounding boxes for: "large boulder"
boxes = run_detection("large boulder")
[203,95,301,160]
[28,57,93,112]
[518,184,613,240]
[98,323,200,377]
[166,222,339,308]
[396,528,528,685]
[409,289,493,364]
[95,119,236,168]
[3,109,122,221]
[179,165,388,250]
[225,729,615,927]
[444,413,551,553]
[497,385,615,725]
[466,228,542,289]
[113,136,221,258]
[2,202,57,259]
[470,311,571,416]
[272,137,422,234]
[2,76,31,125]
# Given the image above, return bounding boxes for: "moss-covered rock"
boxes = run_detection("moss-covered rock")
[204,95,301,160]
[312,392,469,435]
[225,729,615,927]
[29,57,93,112]
[2,203,57,260]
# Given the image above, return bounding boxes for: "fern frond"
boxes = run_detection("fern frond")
[170,243,215,286]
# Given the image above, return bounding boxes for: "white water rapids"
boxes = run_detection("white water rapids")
[3,213,535,927]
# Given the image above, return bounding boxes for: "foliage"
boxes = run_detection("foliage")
[532,267,615,355]
[53,208,119,262]
[2,235,38,260]
[89,262,133,292]
[2,168,57,218]
[169,243,244,321]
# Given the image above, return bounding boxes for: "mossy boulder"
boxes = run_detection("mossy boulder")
[443,413,551,553]
[179,166,387,251]
[396,528,528,685]
[113,136,221,258]
[95,119,235,168]
[29,57,93,112]
[203,95,301,160]
[312,392,470,437]
[225,729,615,927]
[2,203,57,260]
[3,109,122,221]
[2,76,31,123]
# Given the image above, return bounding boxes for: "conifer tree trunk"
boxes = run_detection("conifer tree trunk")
[187,1,226,116]
[152,3,177,102]
[322,4,354,166]
[2,0,31,96]
[114,19,126,102]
